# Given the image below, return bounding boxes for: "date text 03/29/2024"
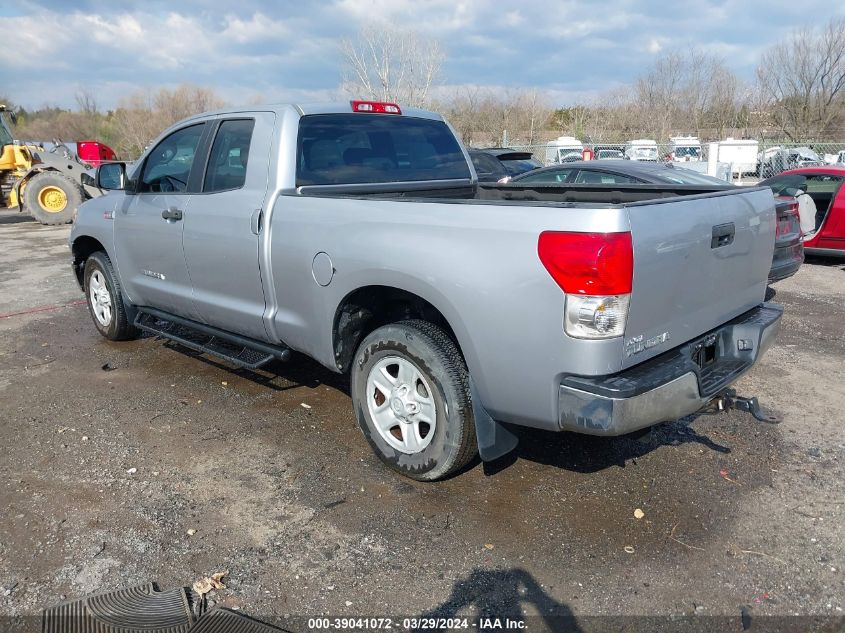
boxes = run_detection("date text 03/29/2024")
[306,617,526,629]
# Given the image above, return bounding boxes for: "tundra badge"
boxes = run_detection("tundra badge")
[625,331,670,358]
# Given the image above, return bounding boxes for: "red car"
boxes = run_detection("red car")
[760,166,845,257]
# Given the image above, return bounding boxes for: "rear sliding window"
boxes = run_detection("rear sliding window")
[296,114,471,186]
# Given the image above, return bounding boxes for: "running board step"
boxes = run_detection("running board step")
[135,308,290,370]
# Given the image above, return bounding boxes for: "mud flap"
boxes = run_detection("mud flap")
[470,376,519,461]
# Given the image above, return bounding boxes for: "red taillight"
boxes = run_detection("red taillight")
[538,231,633,295]
[776,199,800,238]
[350,100,402,114]
[77,140,117,167]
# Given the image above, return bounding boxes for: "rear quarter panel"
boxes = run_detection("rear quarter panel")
[267,195,630,429]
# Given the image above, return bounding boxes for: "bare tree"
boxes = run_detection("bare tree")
[634,51,685,139]
[757,17,845,139]
[75,90,98,116]
[441,87,552,148]
[112,84,225,158]
[340,25,445,108]
[707,63,742,138]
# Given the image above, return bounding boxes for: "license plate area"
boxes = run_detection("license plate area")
[691,333,719,369]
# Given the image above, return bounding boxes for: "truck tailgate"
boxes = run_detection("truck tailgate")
[622,187,776,369]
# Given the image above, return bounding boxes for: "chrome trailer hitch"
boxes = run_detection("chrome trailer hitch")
[712,388,780,424]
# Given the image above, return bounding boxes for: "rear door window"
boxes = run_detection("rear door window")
[296,114,471,186]
[203,119,256,193]
[574,170,641,184]
[517,169,574,184]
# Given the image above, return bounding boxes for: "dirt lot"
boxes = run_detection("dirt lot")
[0,210,843,631]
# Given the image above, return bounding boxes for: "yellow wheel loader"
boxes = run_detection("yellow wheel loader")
[0,105,103,225]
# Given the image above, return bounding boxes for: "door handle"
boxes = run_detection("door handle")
[161,207,183,221]
[711,222,735,248]
[250,208,263,235]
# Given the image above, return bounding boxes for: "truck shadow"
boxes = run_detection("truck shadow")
[482,415,730,477]
[157,339,730,477]
[417,567,582,632]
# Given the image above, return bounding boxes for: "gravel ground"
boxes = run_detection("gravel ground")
[0,210,843,632]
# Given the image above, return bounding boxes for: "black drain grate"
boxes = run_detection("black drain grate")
[192,609,286,633]
[42,583,194,633]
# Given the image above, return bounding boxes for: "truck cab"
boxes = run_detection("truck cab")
[545,136,583,165]
[670,136,702,162]
[625,139,658,161]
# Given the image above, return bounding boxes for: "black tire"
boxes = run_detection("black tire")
[23,171,83,225]
[351,320,478,481]
[83,251,138,341]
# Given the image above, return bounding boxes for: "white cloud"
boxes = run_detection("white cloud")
[332,0,477,32]
[501,10,524,28]
[221,12,291,43]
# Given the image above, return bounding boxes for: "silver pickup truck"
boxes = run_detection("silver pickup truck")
[70,101,782,480]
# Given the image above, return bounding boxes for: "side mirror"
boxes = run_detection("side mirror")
[96,162,126,190]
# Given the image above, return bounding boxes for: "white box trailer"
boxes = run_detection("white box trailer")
[716,138,759,175]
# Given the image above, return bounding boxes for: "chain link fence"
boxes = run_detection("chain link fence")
[482,138,845,183]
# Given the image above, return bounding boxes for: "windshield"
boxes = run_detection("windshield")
[597,150,623,159]
[0,113,13,148]
[674,146,701,158]
[633,147,657,158]
[296,114,471,186]
[501,157,543,175]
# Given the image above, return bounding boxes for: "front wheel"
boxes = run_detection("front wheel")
[23,171,83,225]
[351,320,478,481]
[84,251,138,341]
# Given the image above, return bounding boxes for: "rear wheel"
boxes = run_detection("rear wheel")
[84,251,138,341]
[351,320,477,481]
[23,171,83,225]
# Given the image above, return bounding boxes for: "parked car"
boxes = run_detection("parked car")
[593,144,625,160]
[71,101,782,481]
[509,160,735,186]
[669,136,702,162]
[625,139,659,161]
[544,136,583,165]
[468,148,542,182]
[760,166,845,257]
[511,161,804,282]
[758,147,824,178]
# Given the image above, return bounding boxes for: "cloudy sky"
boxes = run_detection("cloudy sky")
[2,0,844,110]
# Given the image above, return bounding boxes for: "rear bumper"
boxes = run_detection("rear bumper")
[558,303,782,436]
[769,241,804,282]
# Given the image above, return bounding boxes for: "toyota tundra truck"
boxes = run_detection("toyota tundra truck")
[70,101,782,480]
